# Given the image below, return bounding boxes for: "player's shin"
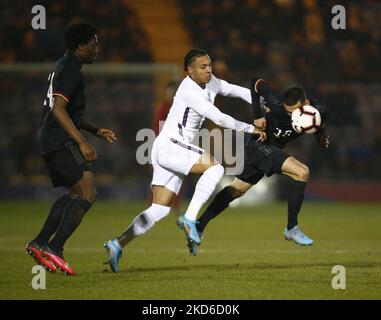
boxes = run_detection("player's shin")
[117,204,171,247]
[48,197,92,252]
[287,179,307,230]
[184,164,225,221]
[33,194,72,246]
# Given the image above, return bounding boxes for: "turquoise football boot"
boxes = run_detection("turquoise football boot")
[176,214,201,245]
[104,239,123,272]
[284,225,314,246]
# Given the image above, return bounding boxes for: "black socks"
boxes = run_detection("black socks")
[287,180,307,230]
[196,179,307,234]
[48,197,92,253]
[33,194,72,247]
[197,187,236,234]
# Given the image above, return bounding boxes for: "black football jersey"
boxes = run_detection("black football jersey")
[251,79,327,149]
[37,51,86,155]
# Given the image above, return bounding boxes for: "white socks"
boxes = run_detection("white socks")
[132,203,171,235]
[117,203,171,247]
[184,164,225,221]
[117,164,225,247]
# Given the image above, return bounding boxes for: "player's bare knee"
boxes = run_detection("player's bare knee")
[91,188,98,203]
[297,166,310,182]
[83,188,97,204]
[90,188,97,203]
[152,186,176,207]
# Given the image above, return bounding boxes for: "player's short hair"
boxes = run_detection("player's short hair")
[64,22,97,50]
[184,48,208,71]
[283,87,307,106]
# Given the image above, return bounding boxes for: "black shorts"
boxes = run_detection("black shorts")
[236,140,289,185]
[43,140,94,187]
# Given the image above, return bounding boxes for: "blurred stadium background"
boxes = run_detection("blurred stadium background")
[0,0,380,202]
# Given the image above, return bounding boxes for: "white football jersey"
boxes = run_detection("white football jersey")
[160,75,251,143]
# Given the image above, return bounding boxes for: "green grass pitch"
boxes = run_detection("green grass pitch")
[0,201,380,299]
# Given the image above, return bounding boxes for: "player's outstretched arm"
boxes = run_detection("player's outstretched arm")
[217,76,267,130]
[217,78,252,103]
[250,78,265,119]
[250,78,268,130]
[203,104,266,142]
[182,88,266,141]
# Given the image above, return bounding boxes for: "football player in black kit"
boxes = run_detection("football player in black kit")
[188,77,330,255]
[26,23,117,275]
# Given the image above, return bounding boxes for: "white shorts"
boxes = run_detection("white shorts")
[151,135,204,194]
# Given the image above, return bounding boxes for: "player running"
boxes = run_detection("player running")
[26,23,117,275]
[189,78,330,255]
[104,49,266,272]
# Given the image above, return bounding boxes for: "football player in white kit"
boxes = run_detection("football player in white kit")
[104,49,266,272]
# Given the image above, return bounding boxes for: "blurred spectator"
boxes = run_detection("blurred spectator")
[0,0,380,187]
[152,81,178,135]
[0,0,152,63]
[0,73,155,185]
[180,0,381,83]
[179,0,381,179]
[0,0,155,187]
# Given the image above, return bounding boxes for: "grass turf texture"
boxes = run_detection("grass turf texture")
[0,201,380,299]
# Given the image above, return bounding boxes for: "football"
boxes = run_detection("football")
[291,105,321,134]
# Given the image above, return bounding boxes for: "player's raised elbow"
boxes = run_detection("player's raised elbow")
[251,77,265,93]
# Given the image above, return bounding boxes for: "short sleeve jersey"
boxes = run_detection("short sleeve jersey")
[37,51,86,155]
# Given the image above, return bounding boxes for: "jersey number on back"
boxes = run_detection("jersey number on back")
[43,72,55,109]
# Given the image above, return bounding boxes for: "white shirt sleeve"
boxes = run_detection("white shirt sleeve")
[217,78,252,104]
[182,90,253,133]
[203,105,254,133]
